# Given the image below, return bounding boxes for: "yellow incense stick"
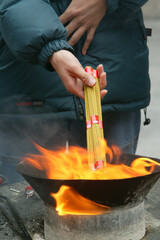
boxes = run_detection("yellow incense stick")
[84,66,106,170]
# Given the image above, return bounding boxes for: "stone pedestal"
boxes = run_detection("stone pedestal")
[44,202,145,240]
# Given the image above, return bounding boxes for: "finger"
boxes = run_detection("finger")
[99,72,107,90]
[68,26,86,46]
[82,28,96,55]
[65,21,79,38]
[97,64,107,90]
[73,78,84,99]
[72,67,96,87]
[100,89,108,100]
[97,64,104,78]
[69,86,84,99]
[65,80,84,99]
[76,90,84,99]
[60,10,73,25]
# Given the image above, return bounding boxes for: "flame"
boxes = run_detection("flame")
[24,139,160,215]
[51,185,109,216]
[24,139,160,180]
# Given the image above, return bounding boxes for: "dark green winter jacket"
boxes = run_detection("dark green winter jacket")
[0,0,150,121]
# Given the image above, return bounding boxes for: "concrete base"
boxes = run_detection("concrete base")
[44,202,145,240]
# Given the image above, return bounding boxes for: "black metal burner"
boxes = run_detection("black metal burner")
[17,153,160,209]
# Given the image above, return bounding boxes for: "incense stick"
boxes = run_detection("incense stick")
[84,66,106,170]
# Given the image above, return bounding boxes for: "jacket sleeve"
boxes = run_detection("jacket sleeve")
[107,0,148,17]
[0,0,74,70]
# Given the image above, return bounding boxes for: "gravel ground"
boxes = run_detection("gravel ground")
[0,182,44,240]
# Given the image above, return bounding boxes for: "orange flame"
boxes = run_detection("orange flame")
[24,139,160,215]
[51,185,109,216]
[24,139,160,180]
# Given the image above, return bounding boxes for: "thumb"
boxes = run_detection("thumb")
[74,67,96,87]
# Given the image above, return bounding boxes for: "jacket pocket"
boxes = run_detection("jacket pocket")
[137,19,147,41]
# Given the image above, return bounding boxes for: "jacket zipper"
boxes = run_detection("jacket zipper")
[76,97,85,120]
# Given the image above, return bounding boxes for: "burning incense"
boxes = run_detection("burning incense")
[84,66,106,170]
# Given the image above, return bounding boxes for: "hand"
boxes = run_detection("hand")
[50,50,107,99]
[60,0,107,55]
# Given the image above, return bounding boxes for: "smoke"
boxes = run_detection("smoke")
[0,111,68,162]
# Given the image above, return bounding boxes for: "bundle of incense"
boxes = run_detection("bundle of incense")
[84,66,106,170]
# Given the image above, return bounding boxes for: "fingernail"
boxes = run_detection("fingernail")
[88,76,96,86]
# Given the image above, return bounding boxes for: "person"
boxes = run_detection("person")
[0,0,150,184]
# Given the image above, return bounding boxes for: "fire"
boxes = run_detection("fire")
[24,139,160,215]
[24,139,160,180]
[51,185,109,216]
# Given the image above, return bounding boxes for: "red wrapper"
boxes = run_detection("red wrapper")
[93,69,98,78]
[91,115,99,124]
[86,120,92,129]
[99,120,103,129]
[94,160,104,170]
[85,66,93,75]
